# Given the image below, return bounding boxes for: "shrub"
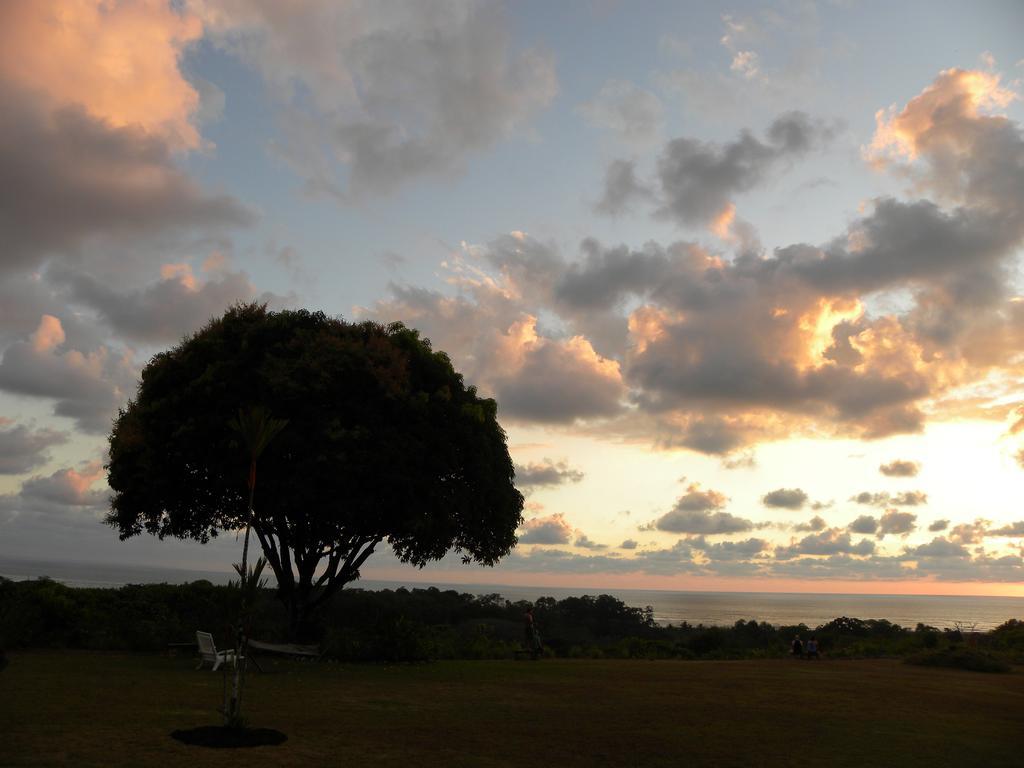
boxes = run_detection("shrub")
[905,648,1011,674]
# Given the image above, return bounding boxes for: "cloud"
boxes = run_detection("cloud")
[593,160,655,216]
[0,315,136,433]
[794,515,827,533]
[775,529,876,560]
[851,491,928,507]
[690,535,769,561]
[847,512,921,540]
[988,521,1024,537]
[879,459,920,477]
[0,461,109,528]
[949,520,989,545]
[761,487,808,509]
[365,70,1024,450]
[0,0,204,148]
[928,519,949,532]
[491,318,626,424]
[515,459,585,489]
[905,537,970,559]
[0,422,68,474]
[0,84,252,277]
[768,553,909,581]
[578,79,664,146]
[721,450,756,470]
[672,484,727,512]
[49,263,287,344]
[199,1,557,198]
[650,509,753,535]
[866,68,1020,212]
[574,533,607,550]
[848,515,878,535]
[650,488,753,535]
[653,111,834,229]
[619,539,638,550]
[518,513,574,545]
[495,534,1022,582]
[730,51,760,79]
[877,509,917,537]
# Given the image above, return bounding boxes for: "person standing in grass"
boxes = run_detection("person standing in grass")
[791,635,803,658]
[805,637,819,660]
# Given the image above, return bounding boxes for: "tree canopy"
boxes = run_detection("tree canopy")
[106,304,524,637]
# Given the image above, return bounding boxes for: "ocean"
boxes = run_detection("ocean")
[2,557,1021,631]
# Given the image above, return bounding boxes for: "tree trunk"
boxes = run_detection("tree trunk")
[226,462,256,727]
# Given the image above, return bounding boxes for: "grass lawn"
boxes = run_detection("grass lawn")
[2,651,1022,767]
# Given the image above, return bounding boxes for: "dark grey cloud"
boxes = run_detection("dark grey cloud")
[768,553,908,581]
[0,423,68,474]
[928,519,949,532]
[619,539,638,550]
[0,462,109,530]
[518,514,573,545]
[788,200,1017,297]
[483,233,566,304]
[848,515,878,535]
[0,84,251,276]
[949,520,989,545]
[574,533,607,550]
[851,492,883,505]
[988,521,1024,537]
[499,540,697,577]
[651,507,753,535]
[494,340,624,424]
[514,459,584,489]
[877,510,917,537]
[0,326,135,433]
[48,266,289,344]
[688,536,769,561]
[556,240,672,310]
[775,529,875,560]
[794,515,827,533]
[670,416,751,456]
[654,111,833,227]
[672,485,727,512]
[905,537,970,559]
[594,160,655,216]
[879,459,920,477]
[761,487,808,510]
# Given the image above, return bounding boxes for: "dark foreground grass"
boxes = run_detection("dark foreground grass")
[2,651,1022,768]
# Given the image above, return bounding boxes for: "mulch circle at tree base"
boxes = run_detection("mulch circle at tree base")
[171,726,287,749]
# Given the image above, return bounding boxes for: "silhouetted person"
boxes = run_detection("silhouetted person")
[791,635,803,658]
[805,636,819,659]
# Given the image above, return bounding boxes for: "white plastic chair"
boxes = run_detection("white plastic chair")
[195,631,238,671]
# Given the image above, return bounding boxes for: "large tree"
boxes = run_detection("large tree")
[107,305,524,638]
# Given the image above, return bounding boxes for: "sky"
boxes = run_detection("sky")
[1,0,1024,596]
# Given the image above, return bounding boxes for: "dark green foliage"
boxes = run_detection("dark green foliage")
[905,647,1012,673]
[106,305,524,637]
[982,618,1024,664]
[4,578,1020,665]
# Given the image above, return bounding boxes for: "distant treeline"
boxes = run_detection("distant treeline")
[2,576,1022,666]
